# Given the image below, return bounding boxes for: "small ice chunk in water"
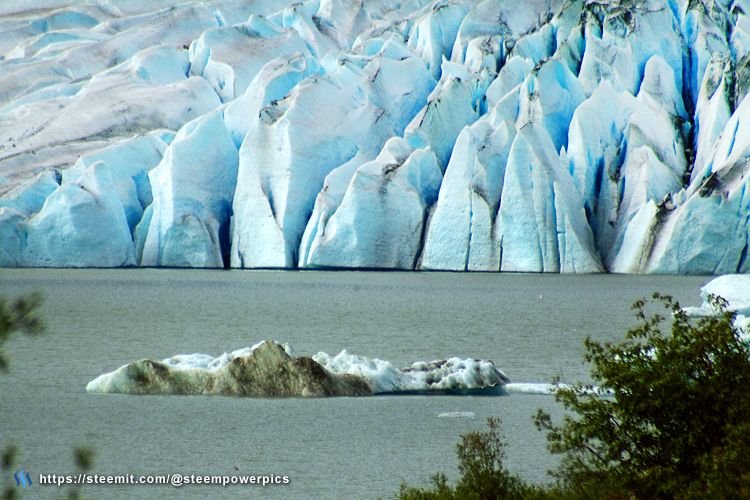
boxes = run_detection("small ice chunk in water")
[437,411,476,419]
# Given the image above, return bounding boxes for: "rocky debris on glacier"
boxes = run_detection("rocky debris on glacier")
[86,339,510,396]
[1,0,749,273]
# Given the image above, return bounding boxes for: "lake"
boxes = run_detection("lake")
[0,269,708,498]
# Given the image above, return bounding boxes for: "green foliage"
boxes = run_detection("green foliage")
[1,293,44,500]
[67,446,95,500]
[534,293,750,499]
[398,293,750,500]
[0,293,44,372]
[0,293,95,500]
[72,447,95,472]
[0,448,16,472]
[1,446,18,500]
[452,418,525,499]
[398,473,453,500]
[398,418,547,500]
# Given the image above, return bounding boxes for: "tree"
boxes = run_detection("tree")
[397,293,750,499]
[1,293,44,500]
[534,293,750,499]
[398,417,544,500]
[0,293,44,372]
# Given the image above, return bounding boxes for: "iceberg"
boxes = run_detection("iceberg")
[86,341,371,397]
[0,0,749,274]
[683,274,750,336]
[313,348,510,395]
[437,411,476,419]
[86,340,510,397]
[683,274,750,318]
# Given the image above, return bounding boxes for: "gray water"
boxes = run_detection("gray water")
[0,269,708,499]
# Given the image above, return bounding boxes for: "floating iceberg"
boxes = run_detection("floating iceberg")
[0,0,749,274]
[87,340,510,397]
[437,411,476,419]
[504,382,612,396]
[683,275,750,335]
[87,341,371,397]
[313,348,510,395]
[504,383,560,395]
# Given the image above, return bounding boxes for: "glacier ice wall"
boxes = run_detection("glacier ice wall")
[1,0,749,274]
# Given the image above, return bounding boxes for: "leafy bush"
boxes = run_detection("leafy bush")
[534,293,750,499]
[0,293,44,372]
[397,293,750,499]
[1,293,44,500]
[1,293,95,500]
[398,417,540,500]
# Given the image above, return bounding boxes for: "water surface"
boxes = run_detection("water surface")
[0,270,708,498]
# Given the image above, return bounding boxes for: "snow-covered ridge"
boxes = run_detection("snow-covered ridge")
[1,0,749,273]
[86,340,510,396]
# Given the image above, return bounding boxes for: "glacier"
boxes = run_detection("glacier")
[86,340,511,397]
[1,0,749,273]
